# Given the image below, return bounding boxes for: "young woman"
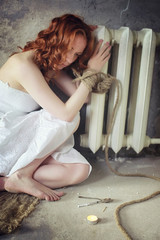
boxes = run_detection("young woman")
[0,14,111,201]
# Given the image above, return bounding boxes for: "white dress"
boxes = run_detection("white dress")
[0,80,92,177]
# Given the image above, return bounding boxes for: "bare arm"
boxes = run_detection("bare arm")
[13,40,111,122]
[14,59,89,122]
[51,70,90,103]
[52,70,78,97]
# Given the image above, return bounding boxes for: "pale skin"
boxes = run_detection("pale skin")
[0,33,111,201]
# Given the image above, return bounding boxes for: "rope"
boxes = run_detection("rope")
[72,68,116,93]
[73,69,160,239]
[115,191,160,240]
[103,79,160,240]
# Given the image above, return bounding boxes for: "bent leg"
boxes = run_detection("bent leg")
[2,155,64,201]
[33,157,90,189]
[0,109,80,201]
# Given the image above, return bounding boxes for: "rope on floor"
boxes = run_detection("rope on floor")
[114,191,160,240]
[104,79,160,240]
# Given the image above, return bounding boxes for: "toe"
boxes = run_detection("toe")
[55,190,64,197]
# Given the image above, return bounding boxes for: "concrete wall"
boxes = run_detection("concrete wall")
[1,0,160,143]
[1,0,160,62]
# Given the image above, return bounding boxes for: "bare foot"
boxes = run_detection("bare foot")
[4,172,64,201]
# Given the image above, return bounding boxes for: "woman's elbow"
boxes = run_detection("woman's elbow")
[63,113,80,132]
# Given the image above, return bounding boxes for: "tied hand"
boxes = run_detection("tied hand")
[72,40,113,93]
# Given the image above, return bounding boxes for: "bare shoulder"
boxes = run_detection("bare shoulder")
[9,51,40,77]
[0,51,43,92]
[0,51,39,81]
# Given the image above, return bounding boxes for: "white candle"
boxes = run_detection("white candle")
[87,215,99,225]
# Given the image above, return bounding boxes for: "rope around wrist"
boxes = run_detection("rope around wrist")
[72,69,99,92]
[72,68,116,93]
[92,73,116,93]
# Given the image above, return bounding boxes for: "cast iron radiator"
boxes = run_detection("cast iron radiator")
[80,26,160,154]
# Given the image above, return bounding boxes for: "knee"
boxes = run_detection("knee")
[69,164,90,185]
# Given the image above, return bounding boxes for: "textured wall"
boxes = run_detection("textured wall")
[1,0,160,64]
[0,0,160,140]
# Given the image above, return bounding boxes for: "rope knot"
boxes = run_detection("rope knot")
[72,68,116,93]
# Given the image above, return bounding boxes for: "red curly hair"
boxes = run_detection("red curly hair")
[22,14,94,77]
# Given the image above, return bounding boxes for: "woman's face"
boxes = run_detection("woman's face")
[58,34,87,69]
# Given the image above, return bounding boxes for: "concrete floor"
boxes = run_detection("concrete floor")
[1,152,160,240]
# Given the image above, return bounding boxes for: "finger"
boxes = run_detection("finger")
[99,51,111,65]
[95,43,111,60]
[92,39,103,56]
[103,46,111,59]
[99,42,111,56]
[103,53,111,62]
